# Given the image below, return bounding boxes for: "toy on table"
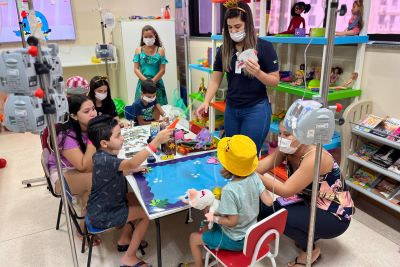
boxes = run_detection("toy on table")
[330,67,343,86]
[195,128,212,150]
[291,70,305,86]
[279,2,311,34]
[336,0,363,36]
[181,188,220,229]
[332,72,358,90]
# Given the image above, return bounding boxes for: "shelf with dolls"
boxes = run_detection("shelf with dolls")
[211,34,369,45]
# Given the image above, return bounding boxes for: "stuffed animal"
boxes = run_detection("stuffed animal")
[181,188,220,229]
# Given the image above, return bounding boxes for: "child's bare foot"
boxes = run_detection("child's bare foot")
[121,254,151,267]
[287,246,321,267]
[76,233,101,247]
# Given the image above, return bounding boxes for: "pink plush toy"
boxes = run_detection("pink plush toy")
[181,188,220,229]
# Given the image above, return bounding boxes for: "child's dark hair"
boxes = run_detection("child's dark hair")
[291,2,311,17]
[141,79,157,94]
[140,25,163,47]
[88,76,114,109]
[87,115,119,149]
[56,95,93,153]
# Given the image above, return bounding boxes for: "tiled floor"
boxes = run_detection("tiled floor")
[1,132,399,267]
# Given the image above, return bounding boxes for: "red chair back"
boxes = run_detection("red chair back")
[243,209,288,258]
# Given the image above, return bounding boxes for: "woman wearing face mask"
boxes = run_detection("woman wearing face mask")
[88,76,118,118]
[254,121,354,267]
[196,1,279,154]
[134,25,168,106]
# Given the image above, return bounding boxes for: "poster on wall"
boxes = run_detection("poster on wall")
[0,0,76,43]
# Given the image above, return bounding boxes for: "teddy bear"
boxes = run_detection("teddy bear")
[180,188,220,229]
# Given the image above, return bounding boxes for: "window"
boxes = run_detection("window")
[189,0,222,37]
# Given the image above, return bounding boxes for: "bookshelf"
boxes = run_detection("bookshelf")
[342,100,400,213]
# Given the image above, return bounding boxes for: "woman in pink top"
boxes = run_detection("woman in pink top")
[48,95,98,241]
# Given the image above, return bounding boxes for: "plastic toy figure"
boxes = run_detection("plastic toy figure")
[198,77,207,95]
[280,2,311,34]
[332,72,358,90]
[291,70,305,86]
[336,0,364,36]
[330,66,344,86]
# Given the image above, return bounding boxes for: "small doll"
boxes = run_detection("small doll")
[330,67,343,86]
[291,70,305,86]
[181,188,220,229]
[336,0,363,36]
[280,2,311,34]
[332,72,358,90]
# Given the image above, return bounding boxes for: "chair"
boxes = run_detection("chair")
[204,208,288,267]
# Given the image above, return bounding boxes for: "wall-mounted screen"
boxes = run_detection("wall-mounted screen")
[0,0,76,43]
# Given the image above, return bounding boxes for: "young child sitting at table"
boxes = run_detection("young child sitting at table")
[87,114,172,267]
[130,80,166,125]
[184,135,273,267]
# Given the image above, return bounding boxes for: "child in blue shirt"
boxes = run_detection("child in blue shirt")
[87,115,172,267]
[131,80,166,125]
[187,135,273,267]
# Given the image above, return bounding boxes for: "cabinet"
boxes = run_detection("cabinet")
[113,19,178,105]
[341,100,400,213]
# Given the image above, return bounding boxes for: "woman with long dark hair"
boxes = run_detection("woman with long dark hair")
[133,25,168,105]
[196,0,279,154]
[88,75,118,118]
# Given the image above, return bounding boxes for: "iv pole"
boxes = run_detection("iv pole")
[306,1,340,266]
[26,1,79,266]
[96,0,110,79]
[14,0,27,48]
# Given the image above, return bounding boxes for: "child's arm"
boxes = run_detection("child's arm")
[153,104,161,121]
[137,115,152,125]
[155,103,166,117]
[260,189,273,206]
[151,48,166,83]
[133,47,148,81]
[118,128,173,171]
[213,214,239,228]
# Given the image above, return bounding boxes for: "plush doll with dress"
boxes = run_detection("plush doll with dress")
[336,0,364,36]
[181,188,220,229]
[280,2,311,34]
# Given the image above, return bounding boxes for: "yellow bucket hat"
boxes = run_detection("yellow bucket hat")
[217,135,258,177]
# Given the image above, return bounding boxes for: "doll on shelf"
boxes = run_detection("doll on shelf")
[330,66,343,86]
[198,77,207,95]
[280,2,311,34]
[291,70,305,86]
[336,0,364,36]
[332,72,358,90]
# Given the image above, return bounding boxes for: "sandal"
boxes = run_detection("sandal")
[117,240,149,252]
[288,254,321,267]
[120,261,152,267]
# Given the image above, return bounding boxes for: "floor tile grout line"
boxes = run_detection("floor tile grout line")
[0,227,56,244]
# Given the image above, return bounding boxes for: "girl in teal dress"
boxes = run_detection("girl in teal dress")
[134,25,168,105]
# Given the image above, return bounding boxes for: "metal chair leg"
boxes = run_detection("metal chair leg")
[87,235,94,267]
[81,233,86,253]
[56,199,63,230]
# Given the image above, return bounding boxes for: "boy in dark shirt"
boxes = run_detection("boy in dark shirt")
[132,80,166,125]
[87,115,172,267]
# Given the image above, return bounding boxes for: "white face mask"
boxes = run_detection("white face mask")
[230,31,246,42]
[142,95,156,103]
[278,136,300,154]
[95,92,107,101]
[143,37,156,46]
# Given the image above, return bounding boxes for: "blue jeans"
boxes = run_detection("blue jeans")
[224,99,272,153]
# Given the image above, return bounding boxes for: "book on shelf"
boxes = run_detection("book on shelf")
[352,143,381,161]
[370,177,400,199]
[388,157,400,175]
[389,189,400,206]
[387,126,400,143]
[349,167,380,189]
[370,118,400,138]
[354,115,383,133]
[369,145,400,168]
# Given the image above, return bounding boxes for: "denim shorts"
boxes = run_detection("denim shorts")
[202,224,244,251]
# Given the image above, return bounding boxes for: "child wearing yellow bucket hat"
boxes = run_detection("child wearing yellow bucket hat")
[187,135,273,267]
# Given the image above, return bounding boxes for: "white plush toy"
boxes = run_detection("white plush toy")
[181,188,220,229]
